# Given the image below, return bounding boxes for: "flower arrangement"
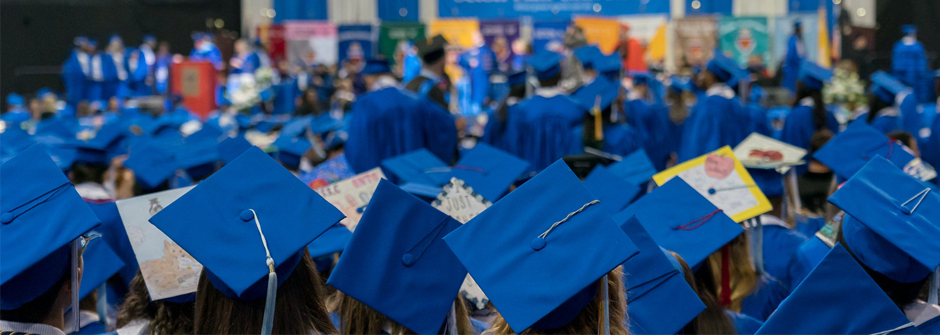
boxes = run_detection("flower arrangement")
[823,66,867,108]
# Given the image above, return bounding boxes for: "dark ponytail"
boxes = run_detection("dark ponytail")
[867,92,892,124]
[791,81,827,131]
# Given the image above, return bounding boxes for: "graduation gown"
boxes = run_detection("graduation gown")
[759,216,808,291]
[273,75,301,115]
[864,107,903,134]
[404,71,452,111]
[345,87,457,173]
[678,84,748,162]
[627,97,670,171]
[891,39,927,90]
[781,35,804,93]
[746,102,772,137]
[740,274,788,321]
[514,94,585,173]
[189,43,224,71]
[779,99,840,174]
[126,48,151,96]
[568,123,643,159]
[918,314,940,335]
[154,54,172,94]
[63,50,87,105]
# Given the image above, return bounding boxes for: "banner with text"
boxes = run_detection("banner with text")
[284,21,338,66]
[338,24,378,64]
[532,20,569,53]
[378,22,426,65]
[574,17,622,54]
[428,19,481,49]
[438,0,669,20]
[719,17,771,67]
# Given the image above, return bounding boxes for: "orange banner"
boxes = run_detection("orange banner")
[574,17,621,54]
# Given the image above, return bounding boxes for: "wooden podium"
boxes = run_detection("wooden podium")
[171,61,217,120]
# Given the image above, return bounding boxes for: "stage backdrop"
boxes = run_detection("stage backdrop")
[532,21,569,53]
[719,17,771,67]
[338,24,377,64]
[284,21,338,66]
[438,0,669,20]
[772,13,819,69]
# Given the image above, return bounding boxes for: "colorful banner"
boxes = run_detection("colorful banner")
[718,17,771,67]
[438,0,669,20]
[428,19,480,49]
[263,24,286,63]
[618,15,669,63]
[532,21,569,53]
[378,22,426,64]
[772,13,819,71]
[480,20,521,72]
[574,17,622,54]
[284,21,338,66]
[673,16,718,68]
[337,24,377,64]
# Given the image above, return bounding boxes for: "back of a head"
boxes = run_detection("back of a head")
[673,251,736,335]
[194,250,336,335]
[116,270,195,335]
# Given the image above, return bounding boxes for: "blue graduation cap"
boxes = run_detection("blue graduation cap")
[109,34,122,44]
[272,136,312,170]
[381,148,450,187]
[706,52,739,83]
[631,71,652,86]
[606,149,657,186]
[620,216,705,335]
[813,122,916,180]
[73,139,109,166]
[143,34,156,44]
[78,238,125,300]
[361,59,392,75]
[595,54,623,78]
[870,70,909,104]
[798,61,833,90]
[328,180,466,334]
[124,139,182,190]
[574,45,602,69]
[86,38,98,48]
[613,178,744,268]
[307,223,352,259]
[755,244,920,335]
[0,127,35,164]
[1,145,101,309]
[828,156,940,283]
[218,136,254,164]
[6,93,24,106]
[749,84,766,102]
[444,160,639,333]
[37,87,55,99]
[902,25,917,35]
[571,76,620,112]
[793,21,802,29]
[176,137,222,180]
[528,50,562,80]
[148,146,344,333]
[583,166,641,214]
[669,76,692,94]
[508,71,527,87]
[191,32,206,41]
[450,143,530,202]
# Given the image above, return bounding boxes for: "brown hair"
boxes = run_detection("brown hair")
[115,270,195,335]
[673,251,736,335]
[328,291,474,335]
[697,233,759,313]
[485,267,628,335]
[193,249,337,335]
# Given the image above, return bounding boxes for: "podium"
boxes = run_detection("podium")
[171,61,217,120]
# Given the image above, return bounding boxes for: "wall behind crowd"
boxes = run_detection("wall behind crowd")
[0,0,240,103]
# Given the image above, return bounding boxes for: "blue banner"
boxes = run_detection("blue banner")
[378,0,420,22]
[273,0,328,22]
[438,0,669,20]
[338,25,377,64]
[532,21,569,52]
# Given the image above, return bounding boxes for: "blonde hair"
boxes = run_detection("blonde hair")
[328,291,475,335]
[705,233,758,313]
[485,267,628,335]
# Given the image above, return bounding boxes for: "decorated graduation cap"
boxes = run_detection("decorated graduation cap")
[444,160,639,333]
[706,52,739,83]
[620,216,705,335]
[328,180,466,334]
[574,45,602,69]
[450,143,530,202]
[828,156,940,283]
[149,147,344,333]
[528,50,562,80]
[1,145,101,309]
[583,166,641,214]
[78,238,125,300]
[813,122,916,180]
[798,61,833,90]
[614,178,743,268]
[755,244,920,335]
[606,149,658,186]
[571,76,620,112]
[415,35,448,63]
[361,59,391,76]
[381,148,450,187]
[871,70,909,104]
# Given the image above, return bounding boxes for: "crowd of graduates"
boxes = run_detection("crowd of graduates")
[1,19,939,335]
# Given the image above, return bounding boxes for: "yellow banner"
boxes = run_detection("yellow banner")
[428,19,480,49]
[574,17,622,54]
[647,24,668,62]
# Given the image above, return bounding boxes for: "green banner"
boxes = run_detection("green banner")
[718,17,770,67]
[378,22,425,66]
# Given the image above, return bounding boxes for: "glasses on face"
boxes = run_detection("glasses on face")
[77,232,102,257]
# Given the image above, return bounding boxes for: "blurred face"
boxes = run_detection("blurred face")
[108,97,119,111]
[235,40,249,54]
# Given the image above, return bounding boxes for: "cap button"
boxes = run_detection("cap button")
[530,238,546,251]
[0,212,13,224]
[401,253,416,267]
[707,188,717,195]
[240,209,254,222]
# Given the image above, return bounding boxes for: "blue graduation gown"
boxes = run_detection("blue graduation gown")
[779,103,840,174]
[923,115,940,182]
[190,44,224,71]
[2,108,31,129]
[760,219,808,291]
[345,87,457,173]
[678,86,748,162]
[273,76,301,115]
[63,50,87,105]
[865,108,903,134]
[230,53,261,75]
[781,35,803,93]
[740,274,788,321]
[899,92,924,136]
[126,48,151,96]
[727,310,764,335]
[786,236,831,289]
[746,103,772,137]
[515,95,585,173]
[569,123,643,159]
[471,318,490,335]
[892,39,927,90]
[71,321,108,335]
[99,53,122,100]
[154,55,172,94]
[627,98,670,171]
[918,315,940,335]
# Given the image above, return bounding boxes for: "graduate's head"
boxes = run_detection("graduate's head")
[529,50,563,88]
[148,147,343,335]
[695,232,758,312]
[234,39,250,55]
[328,292,474,335]
[902,25,917,38]
[672,251,737,335]
[887,130,919,157]
[416,35,448,70]
[830,157,940,309]
[361,59,394,88]
[793,21,803,35]
[116,270,195,335]
[0,254,81,325]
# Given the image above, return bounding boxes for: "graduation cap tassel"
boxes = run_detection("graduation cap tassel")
[593,96,604,142]
[69,239,80,333]
[248,209,277,335]
[719,245,732,307]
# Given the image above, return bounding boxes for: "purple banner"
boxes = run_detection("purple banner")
[479,20,521,73]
